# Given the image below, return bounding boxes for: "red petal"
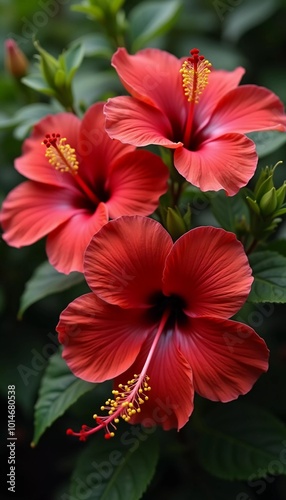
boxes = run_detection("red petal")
[105,96,180,148]
[194,67,245,133]
[46,203,108,274]
[163,226,253,318]
[0,181,79,246]
[78,102,135,187]
[106,150,169,218]
[84,216,173,308]
[15,113,81,188]
[114,331,194,430]
[205,85,286,136]
[174,133,257,195]
[111,47,186,123]
[175,316,269,401]
[57,293,152,382]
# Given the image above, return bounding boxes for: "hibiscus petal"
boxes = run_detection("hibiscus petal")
[46,202,108,274]
[205,85,286,136]
[194,67,245,133]
[163,226,253,318]
[15,113,81,188]
[106,150,169,218]
[57,293,152,382]
[77,102,135,187]
[84,216,173,308]
[114,330,194,430]
[0,181,79,246]
[174,133,257,195]
[175,316,269,402]
[105,96,181,148]
[111,47,186,124]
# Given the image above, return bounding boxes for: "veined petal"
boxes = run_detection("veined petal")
[57,293,151,382]
[106,150,169,218]
[174,133,257,195]
[46,203,108,274]
[78,102,135,187]
[175,316,269,401]
[194,67,245,133]
[205,85,286,136]
[163,226,253,318]
[114,330,194,430]
[105,96,181,148]
[15,112,81,188]
[84,216,173,308]
[111,47,186,123]
[0,181,79,247]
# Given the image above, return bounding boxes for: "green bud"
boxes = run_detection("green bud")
[254,166,272,199]
[246,196,260,216]
[276,182,286,208]
[54,68,66,89]
[34,40,58,89]
[166,207,188,241]
[255,174,274,203]
[259,187,277,216]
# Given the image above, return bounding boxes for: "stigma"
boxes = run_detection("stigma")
[42,133,79,174]
[66,374,151,441]
[180,48,212,103]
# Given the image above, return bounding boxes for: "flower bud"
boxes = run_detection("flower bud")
[259,187,277,217]
[166,207,189,241]
[5,39,28,78]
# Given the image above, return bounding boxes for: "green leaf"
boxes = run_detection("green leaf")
[22,73,56,96]
[69,433,159,499]
[197,401,286,480]
[63,43,85,83]
[71,33,113,59]
[208,190,249,232]
[247,130,286,158]
[71,4,105,21]
[129,0,181,52]
[33,350,95,445]
[248,250,286,303]
[222,0,279,42]
[18,261,84,318]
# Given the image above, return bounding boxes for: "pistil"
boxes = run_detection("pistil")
[66,308,171,441]
[180,48,211,145]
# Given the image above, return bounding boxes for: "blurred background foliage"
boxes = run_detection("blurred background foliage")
[1,0,286,499]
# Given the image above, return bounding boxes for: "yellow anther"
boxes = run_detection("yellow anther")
[44,136,79,174]
[180,50,211,103]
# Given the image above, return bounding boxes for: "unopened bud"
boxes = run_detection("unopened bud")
[260,187,277,216]
[166,207,188,241]
[5,39,28,78]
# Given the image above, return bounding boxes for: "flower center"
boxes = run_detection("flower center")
[66,309,170,441]
[180,48,212,145]
[42,133,100,206]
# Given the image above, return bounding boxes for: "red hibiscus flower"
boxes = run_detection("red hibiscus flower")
[104,47,286,195]
[57,216,269,440]
[0,102,169,273]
